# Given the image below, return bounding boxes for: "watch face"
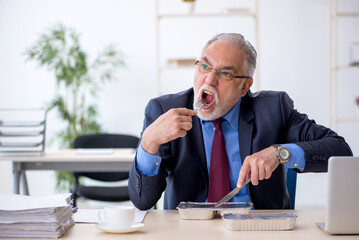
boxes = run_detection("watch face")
[279,148,290,160]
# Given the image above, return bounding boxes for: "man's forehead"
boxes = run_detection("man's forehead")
[201,42,243,66]
[199,54,242,70]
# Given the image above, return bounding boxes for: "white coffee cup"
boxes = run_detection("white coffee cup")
[98,205,135,229]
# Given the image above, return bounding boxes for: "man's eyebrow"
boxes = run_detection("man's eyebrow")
[221,65,236,71]
[201,56,211,66]
[200,56,236,71]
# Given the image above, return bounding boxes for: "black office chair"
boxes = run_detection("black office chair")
[71,133,139,207]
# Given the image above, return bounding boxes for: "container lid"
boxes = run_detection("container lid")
[177,201,253,210]
[222,213,297,220]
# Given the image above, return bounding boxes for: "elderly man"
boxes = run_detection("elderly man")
[128,33,352,210]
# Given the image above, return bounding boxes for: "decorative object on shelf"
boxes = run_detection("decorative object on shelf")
[355,96,359,116]
[351,42,359,65]
[24,23,126,190]
[0,109,47,156]
[167,58,197,67]
[182,0,196,13]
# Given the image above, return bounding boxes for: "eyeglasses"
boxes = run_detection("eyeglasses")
[195,60,250,82]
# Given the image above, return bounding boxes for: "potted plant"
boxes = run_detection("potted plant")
[25,23,126,190]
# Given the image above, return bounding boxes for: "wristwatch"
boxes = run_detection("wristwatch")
[272,144,290,164]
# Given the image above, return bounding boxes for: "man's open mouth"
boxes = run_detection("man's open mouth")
[200,90,215,109]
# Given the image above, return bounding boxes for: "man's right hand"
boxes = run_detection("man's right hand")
[141,108,197,155]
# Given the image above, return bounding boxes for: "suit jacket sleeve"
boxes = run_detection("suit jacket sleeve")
[279,92,353,172]
[128,98,171,210]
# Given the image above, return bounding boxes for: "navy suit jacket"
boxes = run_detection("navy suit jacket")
[128,88,352,210]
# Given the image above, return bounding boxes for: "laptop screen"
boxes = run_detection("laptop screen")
[324,156,359,234]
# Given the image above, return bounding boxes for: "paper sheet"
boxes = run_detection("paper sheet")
[0,193,71,211]
[0,193,74,238]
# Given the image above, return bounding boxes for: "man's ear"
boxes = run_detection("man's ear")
[241,77,253,97]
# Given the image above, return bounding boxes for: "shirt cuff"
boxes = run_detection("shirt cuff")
[283,143,305,170]
[135,142,162,177]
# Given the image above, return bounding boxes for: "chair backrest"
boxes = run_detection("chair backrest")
[72,133,139,182]
[73,133,139,149]
[285,167,297,209]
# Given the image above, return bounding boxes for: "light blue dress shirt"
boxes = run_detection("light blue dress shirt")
[136,99,305,203]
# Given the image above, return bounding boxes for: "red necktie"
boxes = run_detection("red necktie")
[208,118,230,202]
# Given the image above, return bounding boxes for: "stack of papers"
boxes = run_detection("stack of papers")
[0,193,75,238]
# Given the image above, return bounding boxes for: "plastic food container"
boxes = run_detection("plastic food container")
[221,213,297,231]
[176,202,253,220]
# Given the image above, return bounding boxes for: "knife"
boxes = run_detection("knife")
[214,178,251,208]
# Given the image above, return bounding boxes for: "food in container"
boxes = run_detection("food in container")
[176,202,253,220]
[221,213,297,231]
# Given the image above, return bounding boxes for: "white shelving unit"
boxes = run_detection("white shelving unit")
[155,0,259,96]
[329,0,359,154]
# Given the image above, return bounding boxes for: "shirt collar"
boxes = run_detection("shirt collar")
[200,98,241,131]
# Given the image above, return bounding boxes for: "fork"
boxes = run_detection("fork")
[194,101,205,111]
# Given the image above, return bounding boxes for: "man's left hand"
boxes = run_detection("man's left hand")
[237,146,279,187]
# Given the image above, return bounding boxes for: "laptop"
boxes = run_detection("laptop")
[316,156,359,234]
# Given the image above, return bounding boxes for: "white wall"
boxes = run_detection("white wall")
[0,0,357,208]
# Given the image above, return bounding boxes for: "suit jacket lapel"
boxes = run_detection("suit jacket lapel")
[239,93,254,162]
[190,116,208,180]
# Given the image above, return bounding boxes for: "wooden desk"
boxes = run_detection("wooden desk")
[0,149,135,194]
[4,209,355,240]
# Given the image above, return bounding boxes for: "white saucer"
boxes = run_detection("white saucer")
[95,223,144,233]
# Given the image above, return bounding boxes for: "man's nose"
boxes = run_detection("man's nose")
[205,69,219,85]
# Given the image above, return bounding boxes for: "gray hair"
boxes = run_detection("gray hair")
[203,33,257,77]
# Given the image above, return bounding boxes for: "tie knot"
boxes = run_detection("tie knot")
[212,118,222,129]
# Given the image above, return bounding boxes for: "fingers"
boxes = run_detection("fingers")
[258,164,266,181]
[265,165,272,179]
[177,115,193,129]
[237,161,250,188]
[176,108,197,117]
[141,108,197,154]
[171,121,192,137]
[162,109,194,137]
[250,162,260,186]
[237,147,279,187]
[170,109,195,132]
